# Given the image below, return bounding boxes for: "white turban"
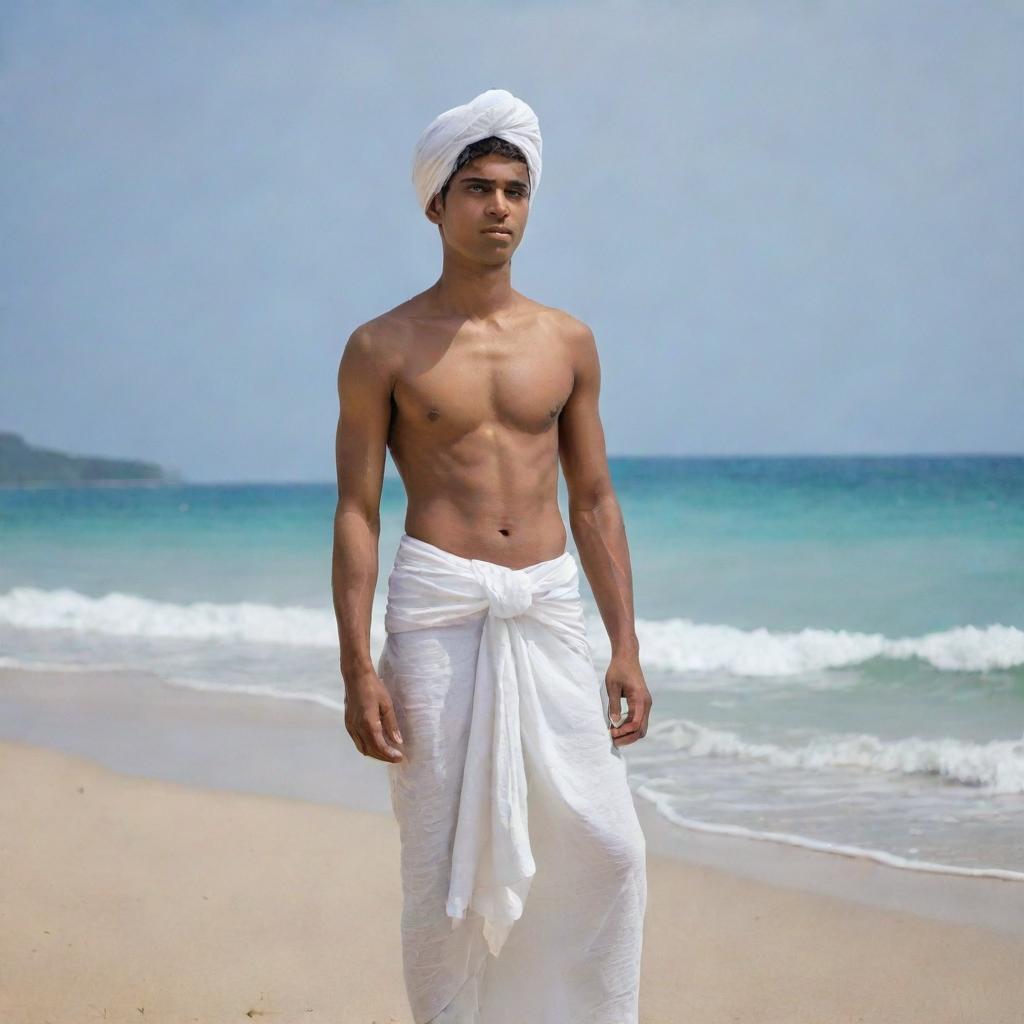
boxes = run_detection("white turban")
[411,88,542,215]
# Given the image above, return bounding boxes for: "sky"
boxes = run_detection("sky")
[2,0,1021,482]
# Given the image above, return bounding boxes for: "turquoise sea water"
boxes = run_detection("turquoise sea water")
[1,456,1022,876]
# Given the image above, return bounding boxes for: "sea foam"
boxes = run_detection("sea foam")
[644,717,1024,793]
[1,586,1021,675]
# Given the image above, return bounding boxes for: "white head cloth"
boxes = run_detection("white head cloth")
[411,88,542,215]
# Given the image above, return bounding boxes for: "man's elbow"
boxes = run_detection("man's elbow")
[567,479,617,517]
[334,498,381,533]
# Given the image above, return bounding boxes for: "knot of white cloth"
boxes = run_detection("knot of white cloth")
[469,560,535,619]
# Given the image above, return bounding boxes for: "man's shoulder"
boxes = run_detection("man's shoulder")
[346,293,434,352]
[519,299,594,345]
[343,302,422,371]
[533,303,597,355]
[347,303,414,343]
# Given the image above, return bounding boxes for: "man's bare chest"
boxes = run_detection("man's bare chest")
[392,334,574,438]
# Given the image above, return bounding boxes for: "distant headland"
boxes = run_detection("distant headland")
[0,431,181,486]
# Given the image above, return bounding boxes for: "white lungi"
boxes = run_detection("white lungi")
[378,533,647,1024]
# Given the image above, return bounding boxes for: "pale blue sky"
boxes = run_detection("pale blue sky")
[2,0,1021,482]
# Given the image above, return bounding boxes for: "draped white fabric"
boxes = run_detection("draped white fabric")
[378,533,647,1024]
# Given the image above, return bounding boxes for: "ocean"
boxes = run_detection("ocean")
[1,455,1022,879]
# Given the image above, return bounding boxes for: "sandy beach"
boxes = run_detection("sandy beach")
[2,666,1023,1024]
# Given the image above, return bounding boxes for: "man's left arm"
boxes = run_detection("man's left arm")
[558,320,652,748]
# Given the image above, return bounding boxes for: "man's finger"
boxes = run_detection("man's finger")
[606,681,625,727]
[610,719,641,741]
[355,727,395,762]
[638,699,652,738]
[380,700,404,747]
[613,728,643,748]
[367,721,404,763]
[350,728,367,756]
[625,690,641,729]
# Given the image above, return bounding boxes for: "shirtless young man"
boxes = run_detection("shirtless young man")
[332,90,650,1023]
[333,156,653,764]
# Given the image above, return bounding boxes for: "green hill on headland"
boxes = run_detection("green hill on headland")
[0,431,180,485]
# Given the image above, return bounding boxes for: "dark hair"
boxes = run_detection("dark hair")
[437,135,530,205]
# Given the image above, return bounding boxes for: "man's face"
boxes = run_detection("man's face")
[427,154,531,261]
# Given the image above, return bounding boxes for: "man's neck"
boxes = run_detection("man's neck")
[429,256,517,322]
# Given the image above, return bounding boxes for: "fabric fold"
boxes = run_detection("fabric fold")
[384,534,583,957]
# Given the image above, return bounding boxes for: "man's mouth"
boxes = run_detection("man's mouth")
[483,228,512,236]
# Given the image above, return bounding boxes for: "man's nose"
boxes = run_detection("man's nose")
[487,191,511,215]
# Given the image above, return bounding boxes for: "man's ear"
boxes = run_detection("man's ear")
[425,193,444,225]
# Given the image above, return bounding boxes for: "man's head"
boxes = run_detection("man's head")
[411,88,542,217]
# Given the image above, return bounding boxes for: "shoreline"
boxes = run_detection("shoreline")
[634,785,1024,884]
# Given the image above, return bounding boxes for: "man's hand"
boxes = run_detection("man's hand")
[606,653,652,748]
[344,669,405,763]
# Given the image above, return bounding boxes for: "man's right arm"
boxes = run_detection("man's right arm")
[332,324,403,762]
